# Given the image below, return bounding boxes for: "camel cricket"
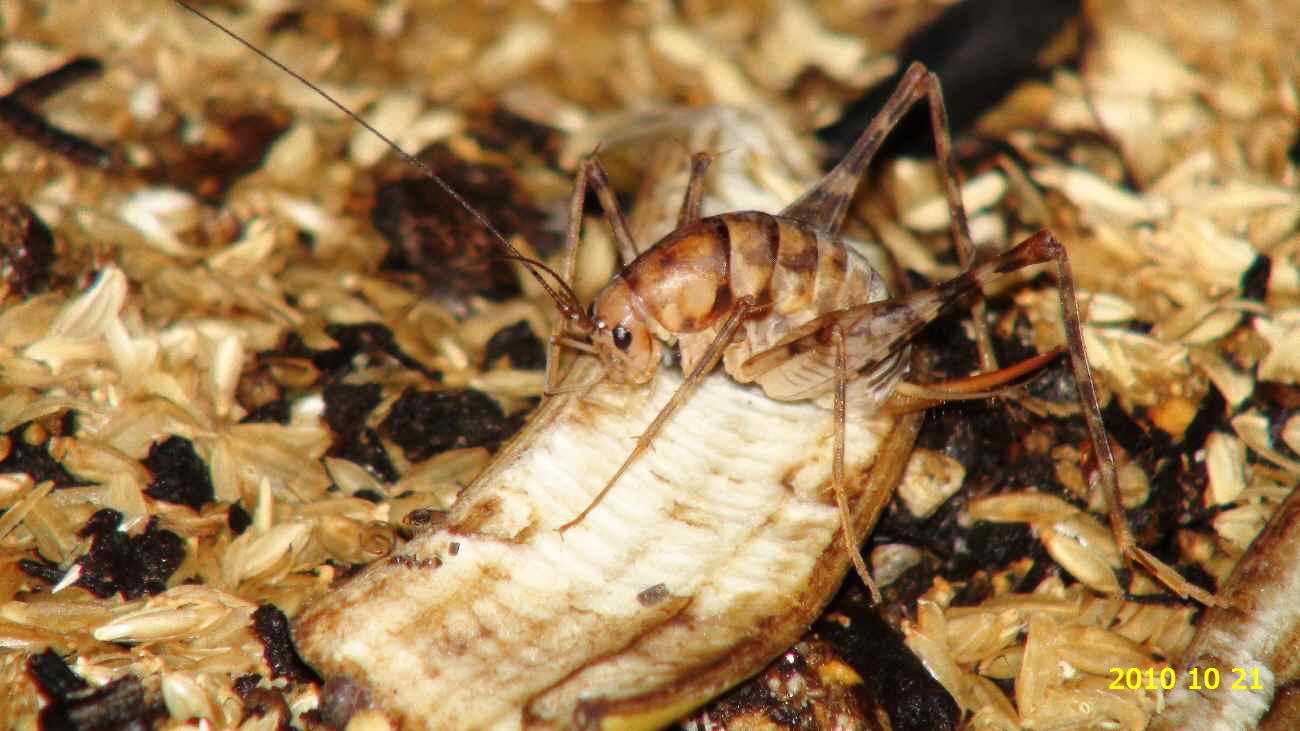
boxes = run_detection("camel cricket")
[176,2,1217,727]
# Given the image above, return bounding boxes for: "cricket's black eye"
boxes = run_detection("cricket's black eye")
[612,325,632,350]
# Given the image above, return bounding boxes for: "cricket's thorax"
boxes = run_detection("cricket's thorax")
[613,211,895,401]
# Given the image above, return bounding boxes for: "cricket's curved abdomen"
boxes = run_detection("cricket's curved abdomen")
[617,211,892,395]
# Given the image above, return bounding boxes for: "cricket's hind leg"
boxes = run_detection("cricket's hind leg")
[830,325,882,603]
[781,61,999,372]
[1045,233,1222,607]
[745,230,1222,606]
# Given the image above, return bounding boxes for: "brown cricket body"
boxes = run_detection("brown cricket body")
[591,210,1059,405]
[588,211,893,397]
[539,62,1218,607]
[562,204,912,547]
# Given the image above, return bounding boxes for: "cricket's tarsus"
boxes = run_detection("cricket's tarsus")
[175,0,1218,608]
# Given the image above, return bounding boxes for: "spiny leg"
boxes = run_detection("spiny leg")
[960,231,1220,605]
[676,151,713,228]
[737,240,1071,604]
[742,229,1220,605]
[918,67,998,373]
[831,325,883,604]
[1048,236,1222,607]
[887,348,1064,413]
[781,61,998,371]
[558,297,761,533]
[738,231,1067,385]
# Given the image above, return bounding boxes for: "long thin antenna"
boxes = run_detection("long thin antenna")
[498,255,588,325]
[173,0,590,326]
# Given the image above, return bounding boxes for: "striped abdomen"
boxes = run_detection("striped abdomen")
[617,211,892,392]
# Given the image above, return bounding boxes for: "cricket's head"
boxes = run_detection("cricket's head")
[587,277,659,384]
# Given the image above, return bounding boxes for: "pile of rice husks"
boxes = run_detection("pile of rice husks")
[0,0,1295,728]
